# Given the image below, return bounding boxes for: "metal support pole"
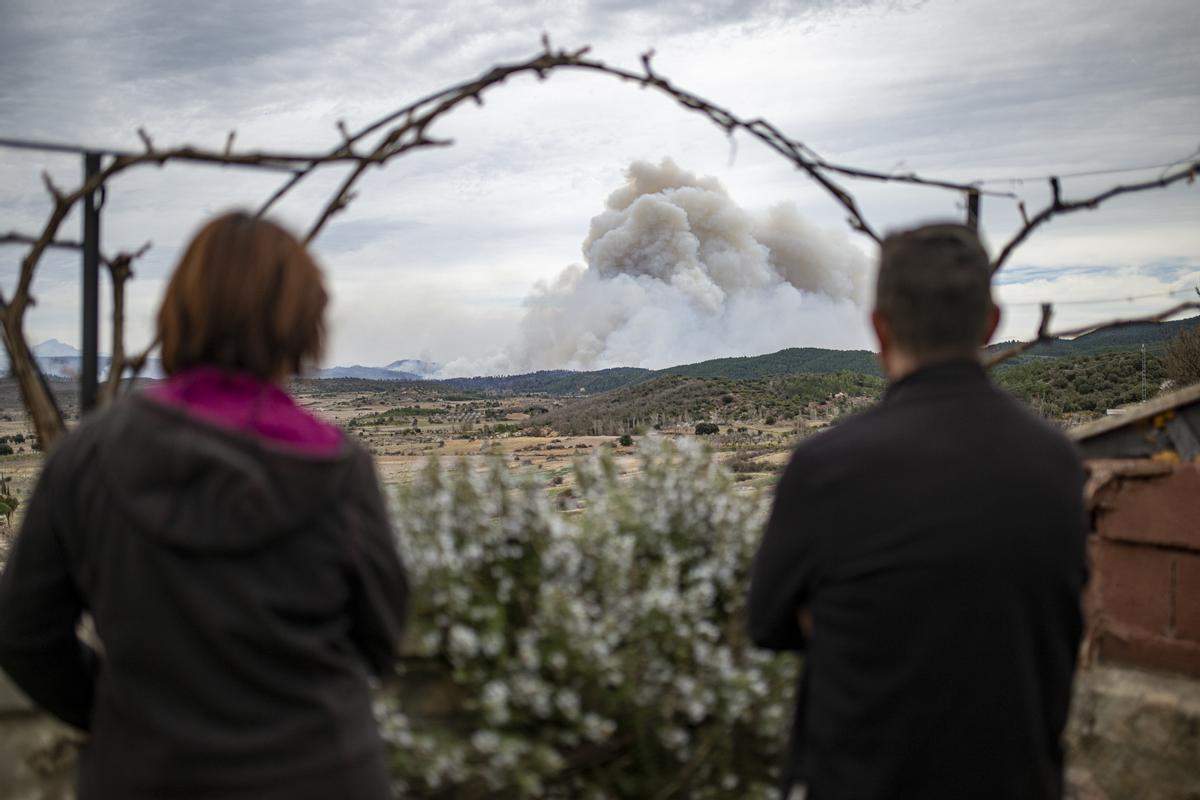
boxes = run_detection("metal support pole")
[81,152,101,413]
[966,189,980,232]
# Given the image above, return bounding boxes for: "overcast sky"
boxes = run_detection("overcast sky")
[2,0,1198,372]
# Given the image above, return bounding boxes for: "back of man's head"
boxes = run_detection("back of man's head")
[874,223,994,363]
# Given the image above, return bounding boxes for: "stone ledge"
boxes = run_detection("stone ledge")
[0,669,34,715]
[1066,663,1200,800]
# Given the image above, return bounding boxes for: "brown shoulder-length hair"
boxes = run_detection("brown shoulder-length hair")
[158,211,327,379]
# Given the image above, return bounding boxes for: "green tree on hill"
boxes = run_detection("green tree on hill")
[1165,327,1200,388]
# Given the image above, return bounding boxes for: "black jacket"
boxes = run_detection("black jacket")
[0,393,408,799]
[749,361,1087,800]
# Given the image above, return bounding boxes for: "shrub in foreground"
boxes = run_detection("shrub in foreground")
[383,438,797,798]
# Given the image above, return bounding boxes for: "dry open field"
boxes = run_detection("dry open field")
[290,381,798,496]
[0,378,807,561]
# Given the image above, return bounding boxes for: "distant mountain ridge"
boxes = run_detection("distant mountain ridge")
[427,315,1200,396]
[384,359,441,378]
[33,339,79,358]
[658,347,881,379]
[315,365,422,381]
[430,348,882,395]
[437,367,653,395]
[9,314,1199,393]
[0,340,166,380]
[988,315,1200,359]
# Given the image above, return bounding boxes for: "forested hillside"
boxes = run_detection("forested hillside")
[658,347,881,379]
[432,349,881,396]
[528,349,1172,435]
[437,367,651,395]
[430,317,1198,397]
[531,372,886,435]
[293,318,1198,434]
[994,350,1166,415]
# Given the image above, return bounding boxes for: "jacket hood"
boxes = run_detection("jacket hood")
[99,394,356,554]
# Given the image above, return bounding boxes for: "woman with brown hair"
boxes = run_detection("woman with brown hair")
[0,212,408,799]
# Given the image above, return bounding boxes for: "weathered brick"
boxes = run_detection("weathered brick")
[1095,629,1200,679]
[1176,553,1200,643]
[1095,464,1200,551]
[1091,540,1173,636]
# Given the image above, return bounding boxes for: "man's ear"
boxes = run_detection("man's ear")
[982,303,1001,345]
[871,308,891,354]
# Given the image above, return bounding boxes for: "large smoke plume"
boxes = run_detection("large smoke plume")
[442,159,872,376]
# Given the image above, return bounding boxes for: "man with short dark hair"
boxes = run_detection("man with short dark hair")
[748,223,1087,800]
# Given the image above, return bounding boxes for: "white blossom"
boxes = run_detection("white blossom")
[385,439,796,797]
[448,625,479,659]
[481,680,511,725]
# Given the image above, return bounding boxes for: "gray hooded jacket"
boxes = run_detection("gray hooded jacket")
[0,392,408,799]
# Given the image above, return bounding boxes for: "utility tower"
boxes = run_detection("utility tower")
[1141,344,1147,403]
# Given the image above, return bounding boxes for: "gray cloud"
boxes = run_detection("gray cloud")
[582,0,890,33]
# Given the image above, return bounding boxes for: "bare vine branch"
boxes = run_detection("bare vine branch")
[991,162,1200,273]
[257,43,891,242]
[0,232,147,270]
[99,242,152,404]
[1,232,85,252]
[985,301,1200,368]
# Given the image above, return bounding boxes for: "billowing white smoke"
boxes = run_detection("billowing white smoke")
[441,159,873,376]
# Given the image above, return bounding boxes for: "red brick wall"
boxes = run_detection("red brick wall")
[1085,461,1200,677]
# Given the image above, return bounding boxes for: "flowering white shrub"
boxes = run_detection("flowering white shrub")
[383,437,797,798]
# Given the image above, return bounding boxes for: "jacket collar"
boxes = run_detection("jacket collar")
[884,358,991,405]
[145,366,343,456]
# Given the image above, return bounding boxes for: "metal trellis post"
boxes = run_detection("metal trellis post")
[81,152,101,413]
